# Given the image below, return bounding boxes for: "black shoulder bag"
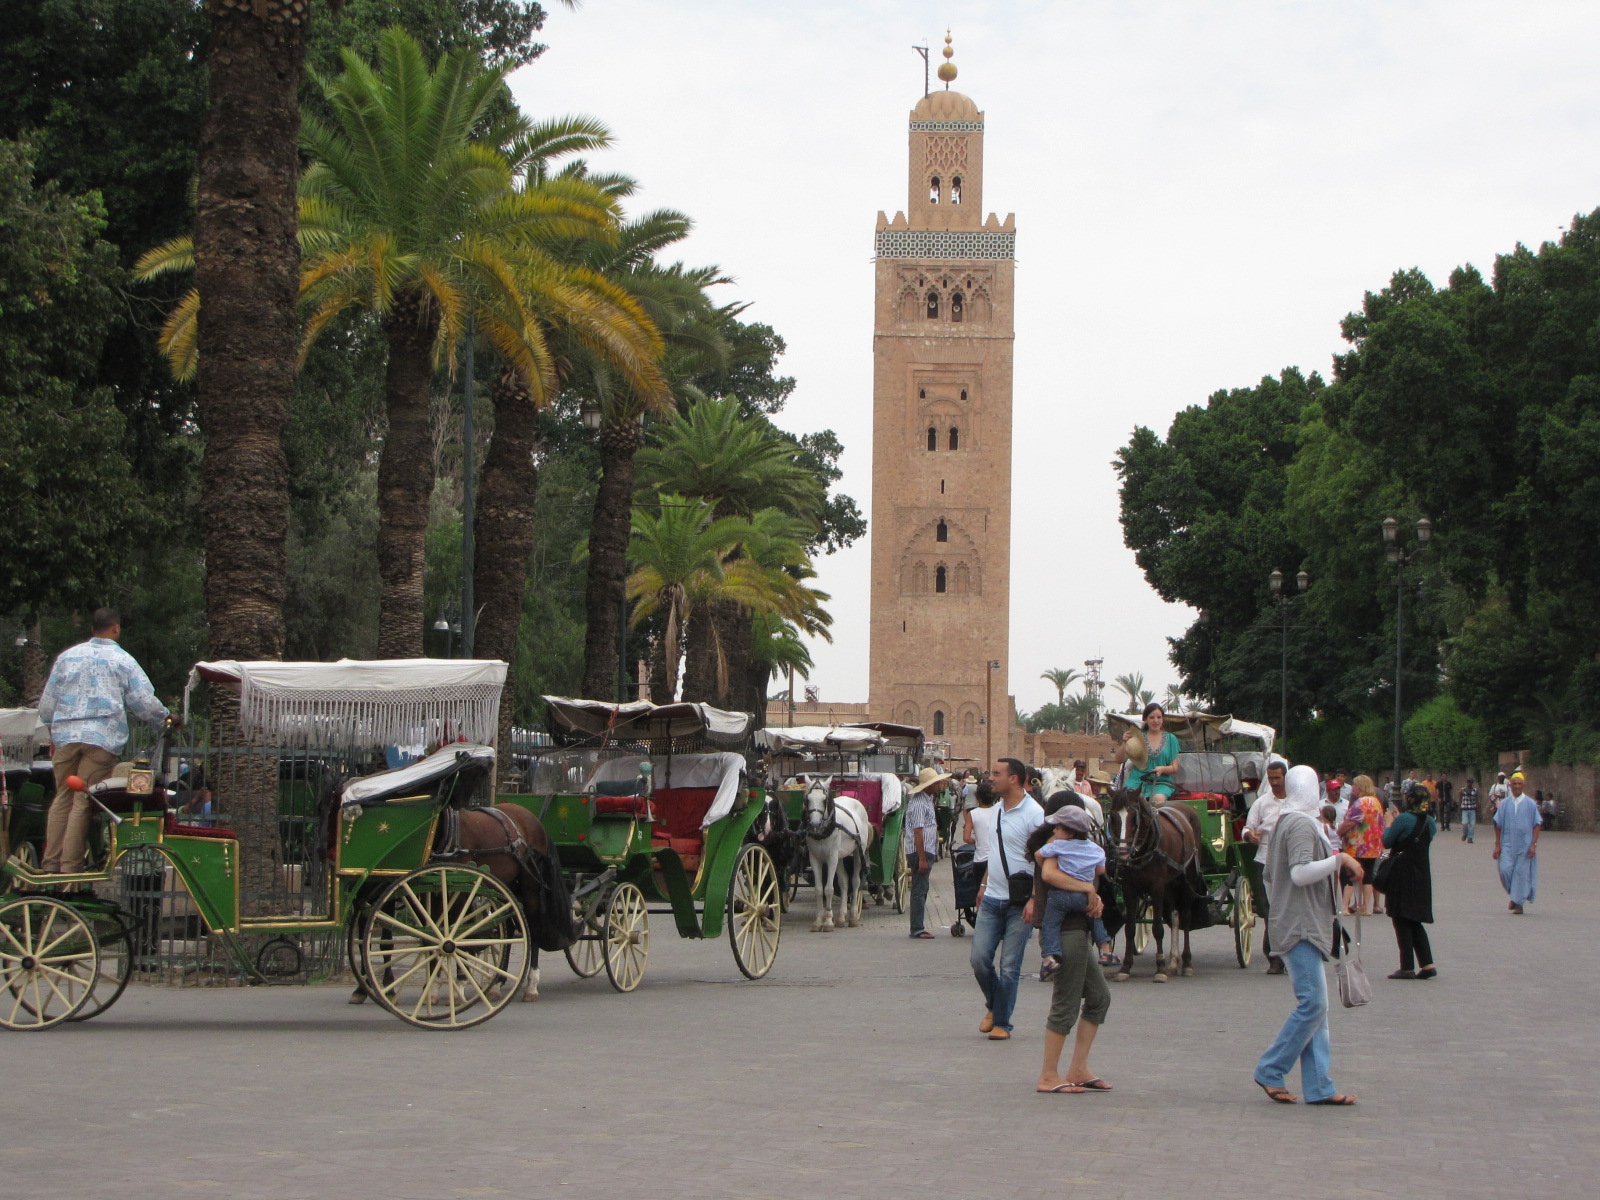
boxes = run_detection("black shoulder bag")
[1372,812,1428,894]
[995,804,1034,905]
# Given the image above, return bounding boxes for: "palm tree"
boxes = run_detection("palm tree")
[1040,667,1081,707]
[1114,671,1146,713]
[1063,689,1102,735]
[1163,685,1189,713]
[752,612,814,727]
[636,396,824,709]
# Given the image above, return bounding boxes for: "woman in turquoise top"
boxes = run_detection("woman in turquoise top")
[1125,703,1180,801]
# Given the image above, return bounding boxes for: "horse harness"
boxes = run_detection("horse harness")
[804,783,869,866]
[1109,794,1201,880]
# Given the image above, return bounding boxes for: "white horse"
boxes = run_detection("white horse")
[803,777,875,932]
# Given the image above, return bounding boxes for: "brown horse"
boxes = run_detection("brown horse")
[1105,789,1205,982]
[350,802,575,1004]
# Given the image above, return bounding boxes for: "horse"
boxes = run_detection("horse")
[350,801,575,1004]
[1104,788,1205,982]
[802,776,874,932]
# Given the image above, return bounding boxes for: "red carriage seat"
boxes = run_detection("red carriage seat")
[835,780,885,832]
[649,786,718,876]
[594,793,651,817]
[164,813,239,840]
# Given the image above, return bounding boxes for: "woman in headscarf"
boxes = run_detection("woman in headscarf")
[1381,786,1437,979]
[1253,764,1362,1106]
[1122,702,1180,803]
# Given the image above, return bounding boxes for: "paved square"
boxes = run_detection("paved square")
[7,832,1597,1199]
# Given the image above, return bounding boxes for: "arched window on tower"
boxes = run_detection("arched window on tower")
[926,291,940,319]
[935,565,948,594]
[949,426,960,450]
[954,562,972,594]
[919,388,926,399]
[927,426,938,452]
[932,710,945,736]
[929,176,941,204]
[951,175,963,204]
[936,520,948,543]
[951,292,964,323]
[960,388,968,401]
[960,710,977,737]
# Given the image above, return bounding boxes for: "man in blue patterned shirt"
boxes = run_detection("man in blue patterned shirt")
[37,608,170,873]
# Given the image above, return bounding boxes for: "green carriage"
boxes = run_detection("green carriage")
[1107,711,1274,966]
[760,722,923,917]
[0,708,51,872]
[1,658,535,1031]
[499,697,783,993]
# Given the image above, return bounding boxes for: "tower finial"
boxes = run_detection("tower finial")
[937,29,957,88]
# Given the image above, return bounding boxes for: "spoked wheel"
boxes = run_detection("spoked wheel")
[0,896,101,1030]
[602,882,649,993]
[728,844,781,980]
[1231,871,1256,967]
[71,911,134,1022]
[893,851,910,915]
[360,867,529,1030]
[564,895,605,978]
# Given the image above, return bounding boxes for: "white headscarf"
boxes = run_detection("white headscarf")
[1283,764,1323,818]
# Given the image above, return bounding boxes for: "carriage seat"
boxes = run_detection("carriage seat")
[594,793,651,818]
[163,813,239,840]
[835,780,885,832]
[648,786,717,876]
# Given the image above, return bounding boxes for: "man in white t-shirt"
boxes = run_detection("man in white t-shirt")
[1243,757,1290,974]
[968,757,1044,1041]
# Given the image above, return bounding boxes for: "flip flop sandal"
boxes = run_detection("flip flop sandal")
[1036,1083,1086,1093]
[1098,954,1120,967]
[909,931,936,938]
[1308,1094,1357,1106]
[1072,1078,1113,1091]
[1256,1081,1297,1104]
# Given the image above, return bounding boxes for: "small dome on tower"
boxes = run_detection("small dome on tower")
[911,90,980,121]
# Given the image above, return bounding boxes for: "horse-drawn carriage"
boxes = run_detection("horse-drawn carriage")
[1103,711,1274,977]
[501,696,783,993]
[0,708,50,871]
[1,658,562,1031]
[760,723,921,923]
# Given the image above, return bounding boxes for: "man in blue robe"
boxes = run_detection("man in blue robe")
[1492,773,1541,914]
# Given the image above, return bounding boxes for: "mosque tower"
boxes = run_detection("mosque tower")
[867,35,1017,765]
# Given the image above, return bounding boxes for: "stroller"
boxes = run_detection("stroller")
[949,841,980,937]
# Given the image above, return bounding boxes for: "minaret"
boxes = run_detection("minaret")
[867,35,1017,766]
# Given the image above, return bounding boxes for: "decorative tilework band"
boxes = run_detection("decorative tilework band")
[910,120,985,132]
[875,230,1015,260]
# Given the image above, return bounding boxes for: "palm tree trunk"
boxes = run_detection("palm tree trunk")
[682,599,751,710]
[580,417,643,700]
[194,2,307,914]
[375,295,440,659]
[472,368,540,759]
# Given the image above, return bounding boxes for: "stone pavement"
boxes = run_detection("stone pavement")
[6,833,1598,1200]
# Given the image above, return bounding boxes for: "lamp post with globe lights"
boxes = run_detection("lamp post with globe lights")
[1268,568,1309,741]
[1382,516,1432,798]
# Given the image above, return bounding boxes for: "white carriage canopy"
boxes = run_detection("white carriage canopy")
[756,725,885,754]
[185,659,508,749]
[541,696,751,748]
[339,743,496,807]
[1107,710,1275,753]
[0,707,46,771]
[588,751,748,828]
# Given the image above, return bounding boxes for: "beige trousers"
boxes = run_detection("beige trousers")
[41,743,119,873]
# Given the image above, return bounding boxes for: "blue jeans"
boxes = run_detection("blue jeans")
[970,897,1033,1031]
[1038,888,1089,960]
[1254,939,1337,1102]
[1461,810,1476,840]
[907,852,932,934]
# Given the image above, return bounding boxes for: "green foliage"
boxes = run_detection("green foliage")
[1403,696,1490,772]
[1350,714,1392,777]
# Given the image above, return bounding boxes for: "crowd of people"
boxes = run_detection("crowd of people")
[897,700,1552,1104]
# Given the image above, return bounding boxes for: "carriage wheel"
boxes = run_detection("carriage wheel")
[893,850,910,915]
[564,894,605,978]
[602,883,649,993]
[360,867,529,1030]
[0,897,100,1030]
[1231,871,1256,968]
[70,911,134,1022]
[1131,897,1152,954]
[728,844,781,980]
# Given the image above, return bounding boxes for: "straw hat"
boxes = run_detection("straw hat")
[909,766,954,794]
[1089,770,1113,787]
[1123,731,1148,769]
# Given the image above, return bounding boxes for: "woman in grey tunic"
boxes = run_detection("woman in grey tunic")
[1253,765,1362,1105]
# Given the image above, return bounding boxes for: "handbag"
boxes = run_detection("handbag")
[1333,913,1371,1008]
[994,804,1034,905]
[1372,810,1428,894]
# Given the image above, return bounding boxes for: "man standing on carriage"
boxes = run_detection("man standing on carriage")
[968,757,1044,1041]
[36,608,171,874]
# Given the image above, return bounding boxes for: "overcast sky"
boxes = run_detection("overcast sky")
[509,0,1600,717]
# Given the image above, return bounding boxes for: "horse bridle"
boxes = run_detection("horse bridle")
[804,782,840,839]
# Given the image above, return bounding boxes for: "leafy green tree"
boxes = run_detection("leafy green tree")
[1404,696,1490,773]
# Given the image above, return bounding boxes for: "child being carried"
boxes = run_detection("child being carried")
[1033,805,1106,981]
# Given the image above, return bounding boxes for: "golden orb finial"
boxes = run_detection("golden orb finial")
[937,29,957,86]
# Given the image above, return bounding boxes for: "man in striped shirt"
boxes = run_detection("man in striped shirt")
[904,767,948,938]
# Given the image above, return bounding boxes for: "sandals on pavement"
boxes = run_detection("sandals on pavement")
[909,930,936,939]
[1036,1082,1086,1094]
[1070,1077,1113,1091]
[1309,1094,1358,1106]
[1256,1081,1297,1104]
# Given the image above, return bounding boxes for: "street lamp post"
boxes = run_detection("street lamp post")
[432,601,461,658]
[985,659,1001,765]
[1268,568,1309,740]
[1381,515,1432,798]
